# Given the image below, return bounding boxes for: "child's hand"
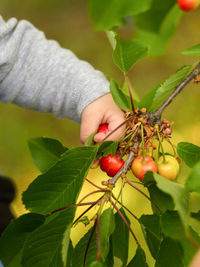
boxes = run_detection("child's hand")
[80,93,125,145]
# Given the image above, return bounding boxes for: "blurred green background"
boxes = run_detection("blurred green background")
[0,0,200,264]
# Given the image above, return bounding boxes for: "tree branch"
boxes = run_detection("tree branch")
[147,62,200,123]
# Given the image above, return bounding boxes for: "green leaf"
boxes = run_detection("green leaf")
[23,146,98,214]
[127,247,148,267]
[191,210,200,221]
[139,214,162,259]
[143,172,190,228]
[177,142,200,168]
[134,0,176,33]
[113,37,148,73]
[112,208,129,266]
[139,65,193,111]
[135,3,182,56]
[72,226,97,267]
[0,213,45,267]
[179,227,200,266]
[185,162,200,194]
[99,208,115,261]
[98,141,118,157]
[106,31,117,50]
[182,44,200,56]
[160,210,185,240]
[143,172,174,214]
[22,208,75,267]
[85,132,96,146]
[110,79,131,110]
[28,137,68,173]
[88,0,152,30]
[121,80,140,106]
[89,262,103,267]
[155,237,184,267]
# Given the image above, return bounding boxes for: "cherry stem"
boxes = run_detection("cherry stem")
[103,116,133,141]
[141,124,146,163]
[121,125,139,158]
[96,214,101,261]
[84,220,97,267]
[125,179,162,214]
[78,189,106,204]
[166,137,177,156]
[112,193,139,221]
[114,178,126,206]
[111,199,140,246]
[124,74,135,112]
[86,178,104,190]
[45,202,97,217]
[72,196,104,226]
[156,128,166,163]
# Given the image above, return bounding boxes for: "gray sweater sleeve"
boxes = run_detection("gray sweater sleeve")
[0,16,110,122]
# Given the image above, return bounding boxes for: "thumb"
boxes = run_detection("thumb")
[80,114,102,145]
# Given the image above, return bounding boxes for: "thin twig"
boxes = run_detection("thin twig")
[111,200,141,246]
[84,220,97,267]
[96,214,101,261]
[103,117,133,141]
[45,202,97,217]
[86,178,104,190]
[124,74,135,112]
[150,62,200,121]
[78,190,106,204]
[125,179,162,214]
[112,193,139,221]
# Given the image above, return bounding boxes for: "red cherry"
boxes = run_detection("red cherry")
[177,0,200,11]
[100,153,124,177]
[131,155,157,181]
[97,123,108,134]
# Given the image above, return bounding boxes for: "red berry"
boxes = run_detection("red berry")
[177,0,200,11]
[97,123,108,134]
[131,155,157,181]
[100,153,124,177]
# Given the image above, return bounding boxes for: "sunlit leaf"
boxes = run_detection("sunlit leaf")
[185,162,200,194]
[135,3,182,56]
[23,146,98,214]
[98,141,118,156]
[113,37,148,73]
[139,65,193,111]
[110,79,131,110]
[28,137,67,173]
[177,142,200,168]
[182,44,200,56]
[89,0,152,30]
[143,172,190,228]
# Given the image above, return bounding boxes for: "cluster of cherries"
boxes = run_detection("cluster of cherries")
[94,119,180,182]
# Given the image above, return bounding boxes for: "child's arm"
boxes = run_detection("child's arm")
[0,16,125,142]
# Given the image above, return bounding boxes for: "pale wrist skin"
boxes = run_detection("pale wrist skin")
[190,249,200,267]
[80,93,126,144]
